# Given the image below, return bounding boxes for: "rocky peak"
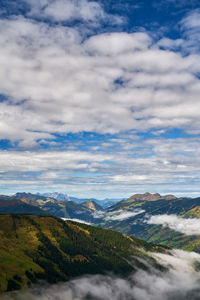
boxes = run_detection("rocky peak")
[128,192,176,202]
[81,200,102,211]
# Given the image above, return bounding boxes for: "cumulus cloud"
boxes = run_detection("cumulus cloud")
[1,4,200,196]
[25,0,123,24]
[158,9,200,54]
[146,214,200,235]
[3,250,200,300]
[0,13,200,147]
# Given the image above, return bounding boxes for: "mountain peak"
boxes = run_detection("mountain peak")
[128,192,176,202]
[81,200,102,211]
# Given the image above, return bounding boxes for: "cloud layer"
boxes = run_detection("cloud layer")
[147,214,200,235]
[92,209,145,221]
[1,2,200,196]
[3,250,200,300]
[0,11,200,146]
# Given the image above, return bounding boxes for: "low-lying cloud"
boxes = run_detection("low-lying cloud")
[146,214,200,235]
[92,209,145,221]
[105,209,145,221]
[3,250,200,300]
[62,218,91,225]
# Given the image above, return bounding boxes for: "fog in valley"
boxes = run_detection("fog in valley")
[3,250,200,300]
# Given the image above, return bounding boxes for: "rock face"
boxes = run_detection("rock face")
[128,192,176,202]
[81,200,103,211]
[12,192,57,206]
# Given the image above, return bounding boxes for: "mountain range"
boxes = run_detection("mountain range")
[38,192,123,208]
[1,192,200,253]
[1,192,200,297]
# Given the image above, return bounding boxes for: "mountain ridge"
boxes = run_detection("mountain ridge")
[0,214,166,293]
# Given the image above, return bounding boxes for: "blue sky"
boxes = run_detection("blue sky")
[0,0,200,198]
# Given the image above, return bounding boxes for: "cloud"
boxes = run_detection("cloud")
[146,214,200,235]
[25,0,123,24]
[84,32,152,55]
[2,136,200,198]
[158,9,200,54]
[154,249,200,274]
[92,210,107,219]
[92,209,145,221]
[2,249,200,300]
[0,14,200,147]
[1,5,200,196]
[0,149,112,173]
[105,209,145,221]
[62,218,91,225]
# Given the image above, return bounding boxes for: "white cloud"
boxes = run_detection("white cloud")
[62,218,91,225]
[2,136,200,197]
[153,249,200,274]
[92,209,145,221]
[0,15,200,147]
[105,209,145,221]
[25,0,123,24]
[3,249,200,300]
[84,32,152,55]
[1,7,200,196]
[0,150,111,172]
[146,214,200,235]
[158,9,200,54]
[92,210,107,219]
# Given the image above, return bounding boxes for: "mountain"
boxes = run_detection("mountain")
[3,192,200,253]
[40,192,70,201]
[95,193,200,253]
[0,199,45,215]
[100,198,123,208]
[81,200,103,211]
[127,192,176,202]
[39,192,123,208]
[1,193,102,221]
[0,214,166,293]
[12,192,57,206]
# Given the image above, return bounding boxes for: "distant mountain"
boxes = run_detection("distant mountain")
[40,192,70,201]
[0,214,166,293]
[127,192,176,202]
[108,192,178,211]
[96,193,200,253]
[99,198,124,208]
[0,193,102,221]
[12,192,57,206]
[39,192,123,208]
[0,199,45,215]
[3,191,200,253]
[81,200,103,211]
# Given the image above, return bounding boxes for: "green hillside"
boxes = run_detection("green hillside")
[2,192,200,254]
[97,194,200,252]
[0,214,166,293]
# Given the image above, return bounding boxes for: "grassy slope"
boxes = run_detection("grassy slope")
[99,198,200,252]
[0,214,166,293]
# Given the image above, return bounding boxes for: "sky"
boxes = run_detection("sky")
[0,0,200,199]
